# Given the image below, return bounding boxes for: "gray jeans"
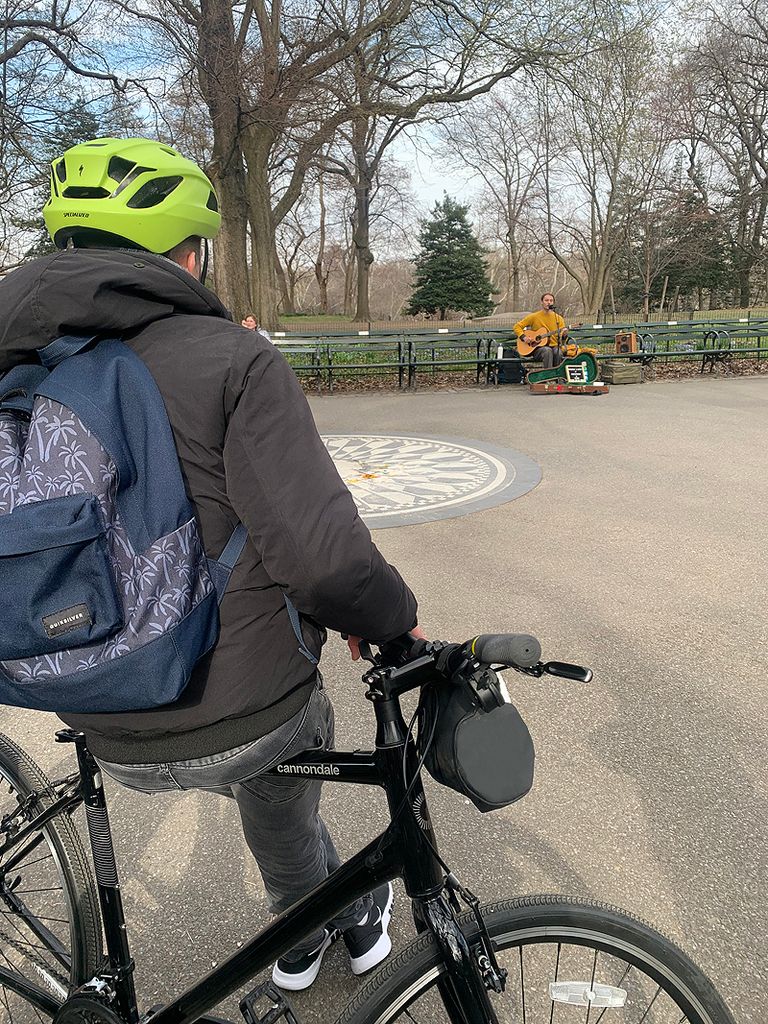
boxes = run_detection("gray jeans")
[532,345,564,369]
[98,683,369,955]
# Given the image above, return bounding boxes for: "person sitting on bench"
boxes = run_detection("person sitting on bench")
[514,294,569,369]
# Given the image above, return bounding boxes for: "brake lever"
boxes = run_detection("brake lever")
[507,661,592,683]
[544,661,592,683]
[358,640,377,665]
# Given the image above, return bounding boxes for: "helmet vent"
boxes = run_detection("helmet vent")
[206,190,219,212]
[55,160,67,183]
[126,175,183,209]
[111,164,154,197]
[107,156,136,182]
[62,186,111,199]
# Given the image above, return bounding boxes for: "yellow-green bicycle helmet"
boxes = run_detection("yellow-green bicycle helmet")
[43,137,221,252]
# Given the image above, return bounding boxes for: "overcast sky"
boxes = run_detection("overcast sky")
[392,131,478,214]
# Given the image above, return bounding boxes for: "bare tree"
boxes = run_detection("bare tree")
[438,89,543,310]
[110,0,596,326]
[675,0,768,305]
[536,17,662,315]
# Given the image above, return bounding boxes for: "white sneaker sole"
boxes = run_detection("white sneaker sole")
[272,930,336,991]
[349,883,394,976]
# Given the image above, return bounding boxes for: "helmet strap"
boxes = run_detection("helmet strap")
[200,237,210,285]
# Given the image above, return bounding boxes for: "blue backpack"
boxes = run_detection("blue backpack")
[0,334,249,713]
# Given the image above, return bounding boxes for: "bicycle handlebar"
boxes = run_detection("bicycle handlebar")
[467,633,541,669]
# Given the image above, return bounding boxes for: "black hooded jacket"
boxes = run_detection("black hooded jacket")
[0,249,417,762]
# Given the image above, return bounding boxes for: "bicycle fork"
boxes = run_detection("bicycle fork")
[413,890,503,1024]
[57,730,139,1024]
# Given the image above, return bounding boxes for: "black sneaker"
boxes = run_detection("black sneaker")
[343,882,394,975]
[272,928,338,991]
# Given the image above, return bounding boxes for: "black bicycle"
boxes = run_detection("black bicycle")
[0,632,734,1024]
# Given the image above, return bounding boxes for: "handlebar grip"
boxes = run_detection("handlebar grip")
[470,633,541,669]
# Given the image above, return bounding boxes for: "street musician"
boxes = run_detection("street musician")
[514,294,569,369]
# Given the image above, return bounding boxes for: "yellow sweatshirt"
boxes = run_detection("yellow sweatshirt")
[513,309,566,345]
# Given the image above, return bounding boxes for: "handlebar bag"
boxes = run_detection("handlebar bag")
[422,682,535,812]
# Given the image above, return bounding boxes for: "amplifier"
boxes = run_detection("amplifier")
[615,331,638,354]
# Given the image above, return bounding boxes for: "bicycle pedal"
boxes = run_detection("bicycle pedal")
[240,981,300,1024]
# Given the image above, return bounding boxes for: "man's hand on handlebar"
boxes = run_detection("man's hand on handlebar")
[348,625,427,661]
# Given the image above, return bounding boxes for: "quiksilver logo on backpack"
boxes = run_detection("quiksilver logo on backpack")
[42,604,92,638]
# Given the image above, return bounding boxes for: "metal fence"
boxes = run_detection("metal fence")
[273,318,768,389]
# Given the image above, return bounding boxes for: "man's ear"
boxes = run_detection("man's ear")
[185,248,199,279]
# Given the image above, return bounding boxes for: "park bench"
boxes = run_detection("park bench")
[324,337,407,390]
[407,333,495,387]
[272,338,324,391]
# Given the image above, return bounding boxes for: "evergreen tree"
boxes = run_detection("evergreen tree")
[407,196,495,319]
[14,95,143,260]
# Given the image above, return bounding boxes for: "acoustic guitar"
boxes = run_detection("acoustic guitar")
[516,325,568,358]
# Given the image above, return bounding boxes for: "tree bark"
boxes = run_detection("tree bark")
[315,173,329,314]
[352,120,374,322]
[343,248,356,316]
[275,253,294,315]
[242,127,282,330]
[197,0,251,318]
[353,182,374,321]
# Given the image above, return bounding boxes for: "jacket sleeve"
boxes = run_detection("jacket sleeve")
[223,341,418,644]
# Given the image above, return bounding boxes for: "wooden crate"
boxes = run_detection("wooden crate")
[601,360,643,384]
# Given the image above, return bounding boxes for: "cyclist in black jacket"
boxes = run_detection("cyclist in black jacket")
[0,138,423,990]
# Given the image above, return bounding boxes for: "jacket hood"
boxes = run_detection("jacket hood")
[0,248,231,373]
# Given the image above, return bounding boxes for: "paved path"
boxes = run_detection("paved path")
[1,377,765,1022]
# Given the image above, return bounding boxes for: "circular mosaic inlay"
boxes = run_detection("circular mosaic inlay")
[323,434,541,528]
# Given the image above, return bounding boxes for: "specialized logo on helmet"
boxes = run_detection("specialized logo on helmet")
[64,213,89,218]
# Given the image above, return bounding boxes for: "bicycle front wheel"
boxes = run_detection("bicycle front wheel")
[0,733,103,1021]
[335,895,734,1024]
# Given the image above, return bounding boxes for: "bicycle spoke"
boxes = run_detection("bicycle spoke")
[518,944,526,1024]
[594,963,632,1024]
[585,948,598,1024]
[0,982,14,1024]
[0,912,68,924]
[12,888,64,896]
[636,986,662,1023]
[9,855,53,871]
[549,943,562,1024]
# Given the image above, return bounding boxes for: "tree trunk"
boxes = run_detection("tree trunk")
[509,231,521,310]
[315,173,329,314]
[343,248,356,316]
[353,181,374,321]
[275,254,294,315]
[738,267,750,307]
[197,0,251,317]
[243,129,282,330]
[659,275,669,314]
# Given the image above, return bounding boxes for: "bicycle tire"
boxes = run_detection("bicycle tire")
[334,894,735,1024]
[0,732,103,1017]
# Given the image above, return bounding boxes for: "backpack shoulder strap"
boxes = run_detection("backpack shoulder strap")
[207,523,318,665]
[38,334,98,369]
[0,364,50,415]
[207,523,249,602]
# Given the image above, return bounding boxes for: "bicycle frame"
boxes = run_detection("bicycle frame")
[1,668,501,1024]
